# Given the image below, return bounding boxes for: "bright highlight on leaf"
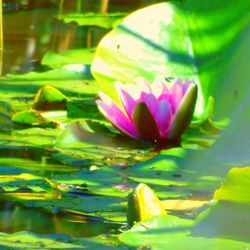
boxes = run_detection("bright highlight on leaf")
[96,78,197,145]
[214,166,250,204]
[127,183,166,227]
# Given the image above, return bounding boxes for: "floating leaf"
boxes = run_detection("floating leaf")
[119,214,250,249]
[12,110,58,128]
[55,119,141,149]
[42,49,96,68]
[214,167,250,204]
[0,172,60,200]
[6,66,92,81]
[67,99,102,119]
[0,231,123,249]
[33,85,68,111]
[0,101,13,133]
[193,201,250,243]
[59,12,126,29]
[0,100,13,114]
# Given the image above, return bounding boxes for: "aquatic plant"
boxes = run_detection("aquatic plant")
[96,78,197,144]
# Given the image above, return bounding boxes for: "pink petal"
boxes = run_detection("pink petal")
[115,82,138,120]
[152,78,175,113]
[154,100,173,138]
[183,79,193,91]
[169,79,186,111]
[96,93,139,138]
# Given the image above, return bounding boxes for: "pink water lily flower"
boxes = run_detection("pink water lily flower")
[96,78,197,144]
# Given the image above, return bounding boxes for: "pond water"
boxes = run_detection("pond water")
[2,0,159,75]
[0,200,123,237]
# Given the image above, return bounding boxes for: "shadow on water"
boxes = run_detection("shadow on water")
[0,200,123,238]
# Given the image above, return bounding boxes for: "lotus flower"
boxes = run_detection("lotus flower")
[96,78,197,144]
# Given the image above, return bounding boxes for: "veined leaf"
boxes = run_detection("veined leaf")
[91,1,250,119]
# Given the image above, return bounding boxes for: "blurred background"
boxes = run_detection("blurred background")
[1,0,164,75]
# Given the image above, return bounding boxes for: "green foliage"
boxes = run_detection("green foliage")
[193,167,250,243]
[193,201,250,243]
[33,85,68,111]
[0,101,13,132]
[12,110,58,128]
[0,231,123,249]
[119,214,250,249]
[121,166,250,246]
[0,0,249,248]
[42,49,96,68]
[59,12,126,29]
[91,1,250,119]
[214,167,250,204]
[6,66,92,81]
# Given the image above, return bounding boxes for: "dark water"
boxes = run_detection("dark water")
[0,200,123,237]
[2,0,161,75]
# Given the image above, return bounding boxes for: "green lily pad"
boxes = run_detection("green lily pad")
[214,167,250,204]
[0,100,13,114]
[0,1,249,247]
[33,85,68,111]
[0,101,13,133]
[42,48,96,68]
[193,201,250,243]
[59,12,126,29]
[67,99,102,120]
[0,231,124,249]
[6,65,92,81]
[91,1,249,119]
[12,110,58,128]
[119,215,250,249]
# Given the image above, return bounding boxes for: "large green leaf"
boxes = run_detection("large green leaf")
[91,1,250,118]
[193,201,250,243]
[191,166,250,242]
[214,167,250,204]
[119,215,249,249]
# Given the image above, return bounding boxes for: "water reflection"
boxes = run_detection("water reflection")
[2,0,162,75]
